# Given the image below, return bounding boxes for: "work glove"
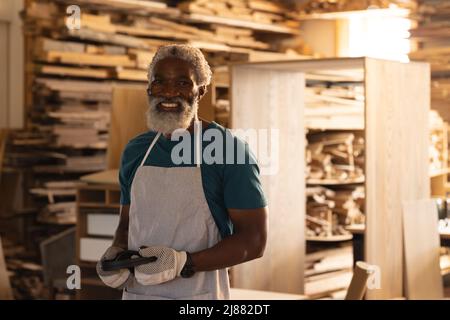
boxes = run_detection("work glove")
[96,246,131,289]
[134,246,187,286]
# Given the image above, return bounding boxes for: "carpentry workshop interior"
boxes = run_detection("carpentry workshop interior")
[0,0,449,301]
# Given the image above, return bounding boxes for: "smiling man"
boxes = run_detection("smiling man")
[96,44,268,300]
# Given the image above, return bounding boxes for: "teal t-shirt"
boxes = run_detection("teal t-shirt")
[119,121,267,238]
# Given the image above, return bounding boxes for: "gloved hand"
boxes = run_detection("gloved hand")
[96,246,131,289]
[135,246,187,286]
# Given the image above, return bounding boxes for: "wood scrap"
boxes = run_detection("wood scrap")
[306,131,365,183]
[304,245,353,299]
[306,185,364,238]
[305,83,365,130]
[429,110,448,173]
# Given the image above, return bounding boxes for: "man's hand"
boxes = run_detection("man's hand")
[135,246,187,286]
[96,246,131,289]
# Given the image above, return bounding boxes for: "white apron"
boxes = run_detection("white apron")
[122,131,230,300]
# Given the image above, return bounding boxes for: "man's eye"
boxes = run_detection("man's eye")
[179,81,190,86]
[152,79,162,85]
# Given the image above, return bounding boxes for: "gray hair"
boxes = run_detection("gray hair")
[147,44,212,87]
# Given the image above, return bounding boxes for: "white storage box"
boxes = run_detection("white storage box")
[80,238,112,262]
[87,214,119,237]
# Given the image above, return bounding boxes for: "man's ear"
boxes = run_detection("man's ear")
[198,85,207,100]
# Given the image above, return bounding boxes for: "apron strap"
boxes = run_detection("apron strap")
[194,119,202,168]
[139,132,162,167]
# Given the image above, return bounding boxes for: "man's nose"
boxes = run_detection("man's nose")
[160,84,179,98]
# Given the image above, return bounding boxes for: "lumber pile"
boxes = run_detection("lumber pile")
[306,186,364,238]
[305,131,365,240]
[16,0,309,175]
[178,0,301,29]
[429,110,448,174]
[1,238,46,299]
[304,73,365,241]
[306,132,365,184]
[30,180,86,225]
[296,0,416,14]
[410,1,450,123]
[305,84,365,130]
[305,245,353,299]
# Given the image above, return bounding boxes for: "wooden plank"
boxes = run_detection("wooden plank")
[114,68,147,81]
[36,65,110,79]
[402,199,443,300]
[107,85,149,169]
[181,13,300,35]
[364,58,430,299]
[44,51,136,68]
[0,236,13,300]
[247,0,285,14]
[149,17,214,38]
[114,24,198,41]
[128,48,155,69]
[231,66,305,294]
[79,13,116,34]
[67,28,150,49]
[75,0,178,15]
[35,38,85,55]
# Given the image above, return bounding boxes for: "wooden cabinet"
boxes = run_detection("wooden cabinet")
[230,57,430,299]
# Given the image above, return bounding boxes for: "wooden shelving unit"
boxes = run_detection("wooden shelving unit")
[75,183,122,299]
[230,57,430,299]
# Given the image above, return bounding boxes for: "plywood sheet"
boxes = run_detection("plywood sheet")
[231,66,305,294]
[364,58,430,299]
[107,85,149,169]
[403,199,443,300]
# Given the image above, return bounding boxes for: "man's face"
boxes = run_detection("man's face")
[146,57,201,134]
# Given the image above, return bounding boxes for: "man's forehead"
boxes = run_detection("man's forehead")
[153,57,195,78]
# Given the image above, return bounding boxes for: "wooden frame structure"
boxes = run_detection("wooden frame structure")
[230,57,430,299]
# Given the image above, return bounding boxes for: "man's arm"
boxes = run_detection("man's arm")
[190,206,268,272]
[112,204,130,249]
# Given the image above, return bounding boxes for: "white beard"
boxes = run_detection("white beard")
[146,96,198,135]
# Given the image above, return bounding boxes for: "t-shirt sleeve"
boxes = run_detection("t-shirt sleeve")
[223,139,267,209]
[119,146,132,205]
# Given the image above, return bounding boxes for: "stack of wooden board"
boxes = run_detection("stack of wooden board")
[178,0,301,29]
[410,0,450,127]
[305,85,365,130]
[429,110,448,174]
[306,185,364,239]
[296,0,416,14]
[30,181,86,225]
[33,78,112,152]
[304,246,353,299]
[306,132,365,184]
